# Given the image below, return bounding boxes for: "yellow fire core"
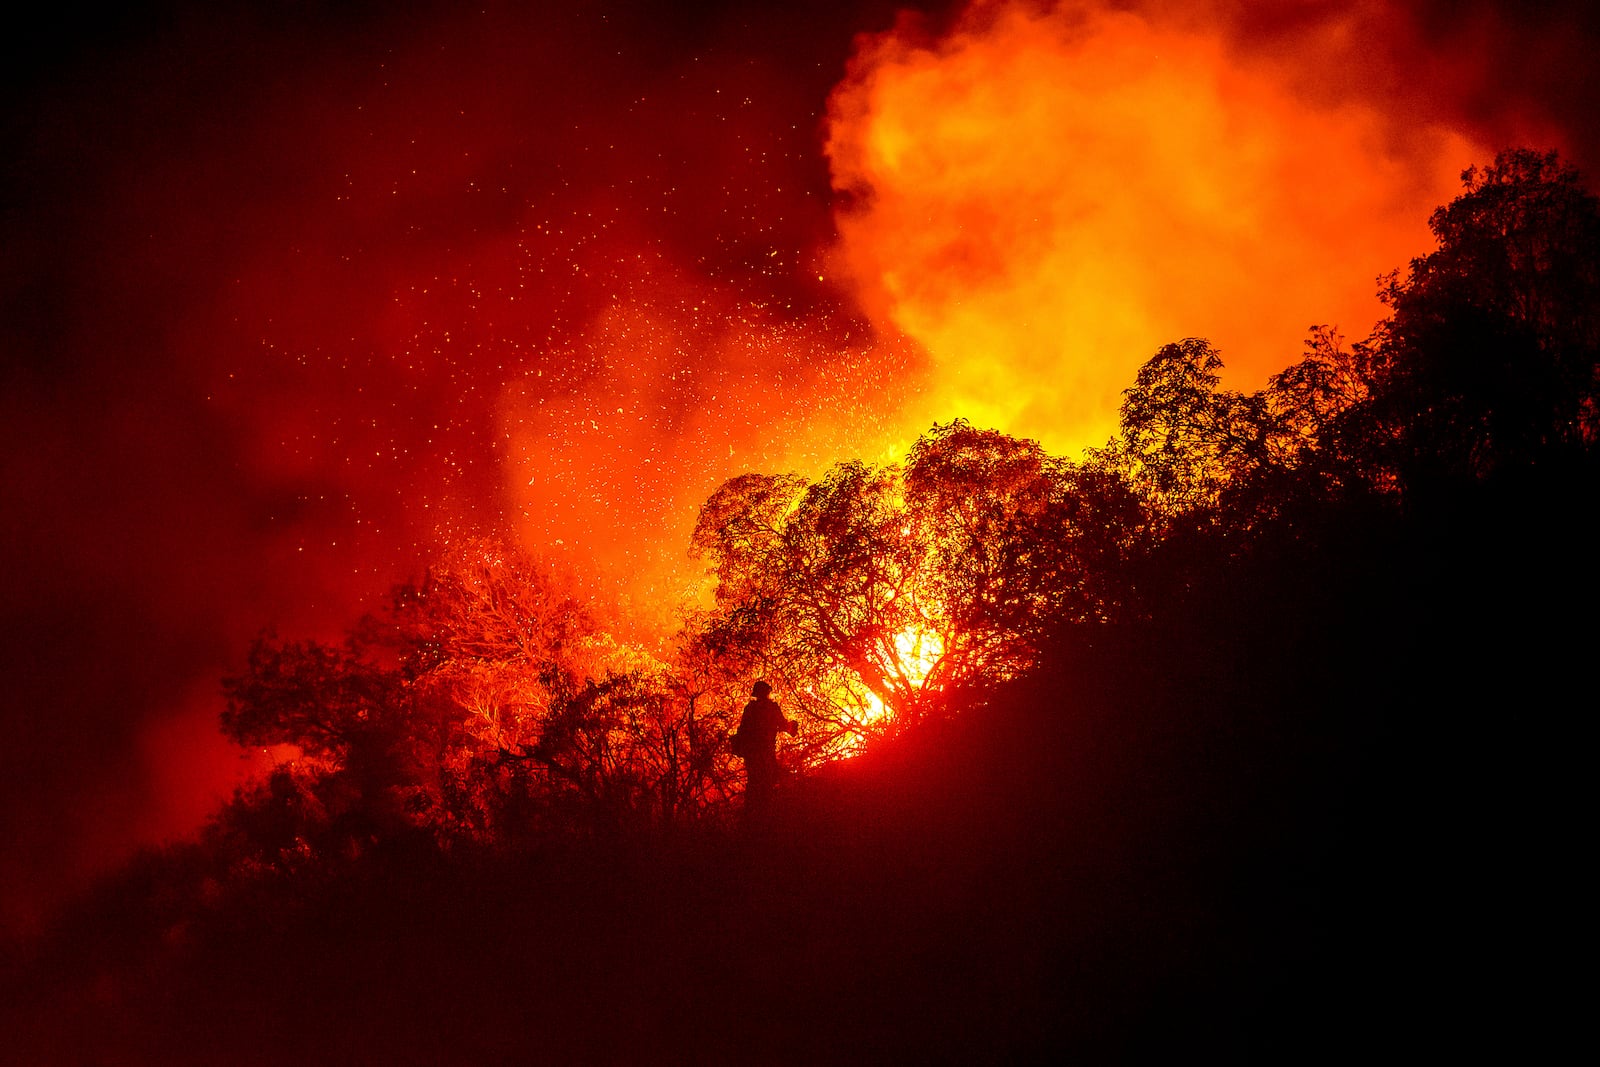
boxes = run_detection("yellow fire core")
[862,624,946,725]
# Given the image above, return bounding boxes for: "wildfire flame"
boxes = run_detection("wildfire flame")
[892,624,945,689]
[825,0,1485,457]
[859,623,947,729]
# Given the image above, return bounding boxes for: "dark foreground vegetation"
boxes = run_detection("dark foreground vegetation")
[3,150,1594,1062]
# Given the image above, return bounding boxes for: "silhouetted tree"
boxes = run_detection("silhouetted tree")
[1365,148,1600,483]
[905,419,1147,636]
[1261,326,1380,485]
[1102,327,1387,537]
[221,636,431,840]
[688,422,1147,758]
[690,462,918,757]
[220,540,740,846]
[1102,338,1268,517]
[206,146,1600,864]
[531,669,732,830]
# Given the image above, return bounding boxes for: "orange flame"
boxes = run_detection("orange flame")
[861,623,946,725]
[826,1,1487,457]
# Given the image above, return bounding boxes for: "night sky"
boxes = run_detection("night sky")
[4,0,1597,934]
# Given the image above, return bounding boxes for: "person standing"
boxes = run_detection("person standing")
[733,680,797,812]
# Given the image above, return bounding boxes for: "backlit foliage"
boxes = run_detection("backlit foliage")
[216,150,1600,858]
[224,542,737,849]
[686,421,1149,758]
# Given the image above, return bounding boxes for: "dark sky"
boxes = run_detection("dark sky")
[3,0,1596,935]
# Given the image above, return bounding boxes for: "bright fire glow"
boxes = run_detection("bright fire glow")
[494,268,925,639]
[892,624,944,689]
[14,0,1585,939]
[861,623,947,726]
[825,1,1486,457]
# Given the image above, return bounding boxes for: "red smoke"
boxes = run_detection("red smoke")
[2,0,1595,934]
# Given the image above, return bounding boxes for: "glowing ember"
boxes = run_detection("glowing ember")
[8,0,1588,937]
[860,623,947,729]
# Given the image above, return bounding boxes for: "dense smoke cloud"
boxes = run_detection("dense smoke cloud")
[0,1,896,933]
[2,0,1595,933]
[822,0,1599,453]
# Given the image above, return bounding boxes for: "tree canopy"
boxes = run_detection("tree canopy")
[687,420,1149,757]
[1368,148,1600,480]
[208,147,1600,860]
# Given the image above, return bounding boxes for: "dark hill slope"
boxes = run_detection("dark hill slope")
[5,473,1586,1064]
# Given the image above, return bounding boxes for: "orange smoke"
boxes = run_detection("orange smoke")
[495,252,923,639]
[826,0,1487,455]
